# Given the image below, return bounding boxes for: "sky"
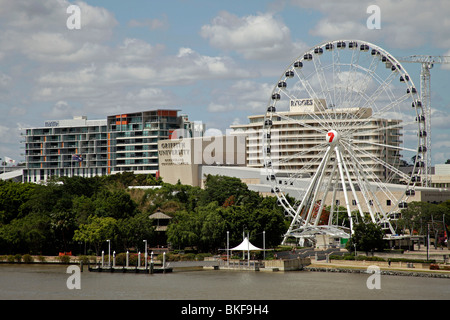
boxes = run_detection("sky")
[0,0,449,166]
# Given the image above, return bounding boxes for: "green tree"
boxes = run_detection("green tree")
[200,175,258,207]
[117,212,156,251]
[166,209,200,250]
[18,182,62,217]
[93,189,137,219]
[0,181,36,223]
[398,201,448,236]
[50,210,76,252]
[73,216,118,255]
[198,203,227,252]
[0,212,53,254]
[71,195,96,225]
[347,222,385,253]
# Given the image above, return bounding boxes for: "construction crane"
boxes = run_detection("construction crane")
[397,55,450,187]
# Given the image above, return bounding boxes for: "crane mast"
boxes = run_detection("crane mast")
[397,55,450,187]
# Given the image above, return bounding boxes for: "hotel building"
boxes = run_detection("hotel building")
[22,109,203,182]
[229,99,403,183]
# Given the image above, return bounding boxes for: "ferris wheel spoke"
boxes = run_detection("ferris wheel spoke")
[342,118,416,141]
[345,139,416,153]
[314,160,338,226]
[303,150,332,226]
[272,111,328,134]
[338,146,366,219]
[283,152,330,182]
[341,139,410,189]
[339,74,401,137]
[331,48,340,123]
[344,152,377,223]
[351,53,382,114]
[360,69,398,113]
[274,142,329,167]
[341,142,396,207]
[334,145,355,232]
[342,140,393,220]
[277,88,332,132]
[336,60,382,132]
[283,146,333,241]
[293,68,335,128]
[339,46,362,113]
[344,146,396,232]
[341,111,408,145]
[311,52,338,129]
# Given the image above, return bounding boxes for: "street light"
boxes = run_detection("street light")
[106,239,111,267]
[227,231,229,266]
[263,231,265,260]
[143,240,148,269]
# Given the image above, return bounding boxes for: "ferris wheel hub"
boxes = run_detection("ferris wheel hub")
[326,130,339,144]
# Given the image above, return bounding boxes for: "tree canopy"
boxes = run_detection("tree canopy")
[0,173,289,255]
[347,222,386,253]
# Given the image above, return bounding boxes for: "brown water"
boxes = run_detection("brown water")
[0,264,449,301]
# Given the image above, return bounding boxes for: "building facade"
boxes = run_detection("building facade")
[230,99,403,183]
[158,135,247,187]
[22,109,202,182]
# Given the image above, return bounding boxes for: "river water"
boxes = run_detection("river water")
[0,264,448,301]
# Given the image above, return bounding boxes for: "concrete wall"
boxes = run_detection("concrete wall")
[263,258,311,271]
[158,135,246,187]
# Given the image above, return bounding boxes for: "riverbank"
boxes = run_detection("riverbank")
[306,259,450,278]
[2,246,450,279]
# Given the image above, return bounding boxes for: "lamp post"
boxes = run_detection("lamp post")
[143,240,148,269]
[263,231,266,260]
[106,239,110,267]
[227,231,229,266]
[151,251,154,274]
[427,223,430,261]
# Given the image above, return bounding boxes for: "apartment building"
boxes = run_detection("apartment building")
[22,109,202,182]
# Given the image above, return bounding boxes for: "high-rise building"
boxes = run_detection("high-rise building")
[22,109,203,182]
[230,99,402,183]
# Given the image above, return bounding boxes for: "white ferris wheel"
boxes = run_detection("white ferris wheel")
[262,40,427,245]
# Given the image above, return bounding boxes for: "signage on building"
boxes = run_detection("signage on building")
[289,98,327,112]
[158,141,191,165]
[290,99,314,107]
[45,121,60,127]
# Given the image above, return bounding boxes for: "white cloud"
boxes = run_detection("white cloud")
[0,72,11,88]
[44,100,76,119]
[0,0,118,62]
[431,107,450,130]
[128,15,168,30]
[201,11,307,61]
[8,106,26,116]
[291,0,450,49]
[208,80,273,113]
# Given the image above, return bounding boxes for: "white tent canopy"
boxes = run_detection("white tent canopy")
[230,237,264,251]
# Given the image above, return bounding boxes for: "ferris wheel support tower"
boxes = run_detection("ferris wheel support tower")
[397,55,450,187]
